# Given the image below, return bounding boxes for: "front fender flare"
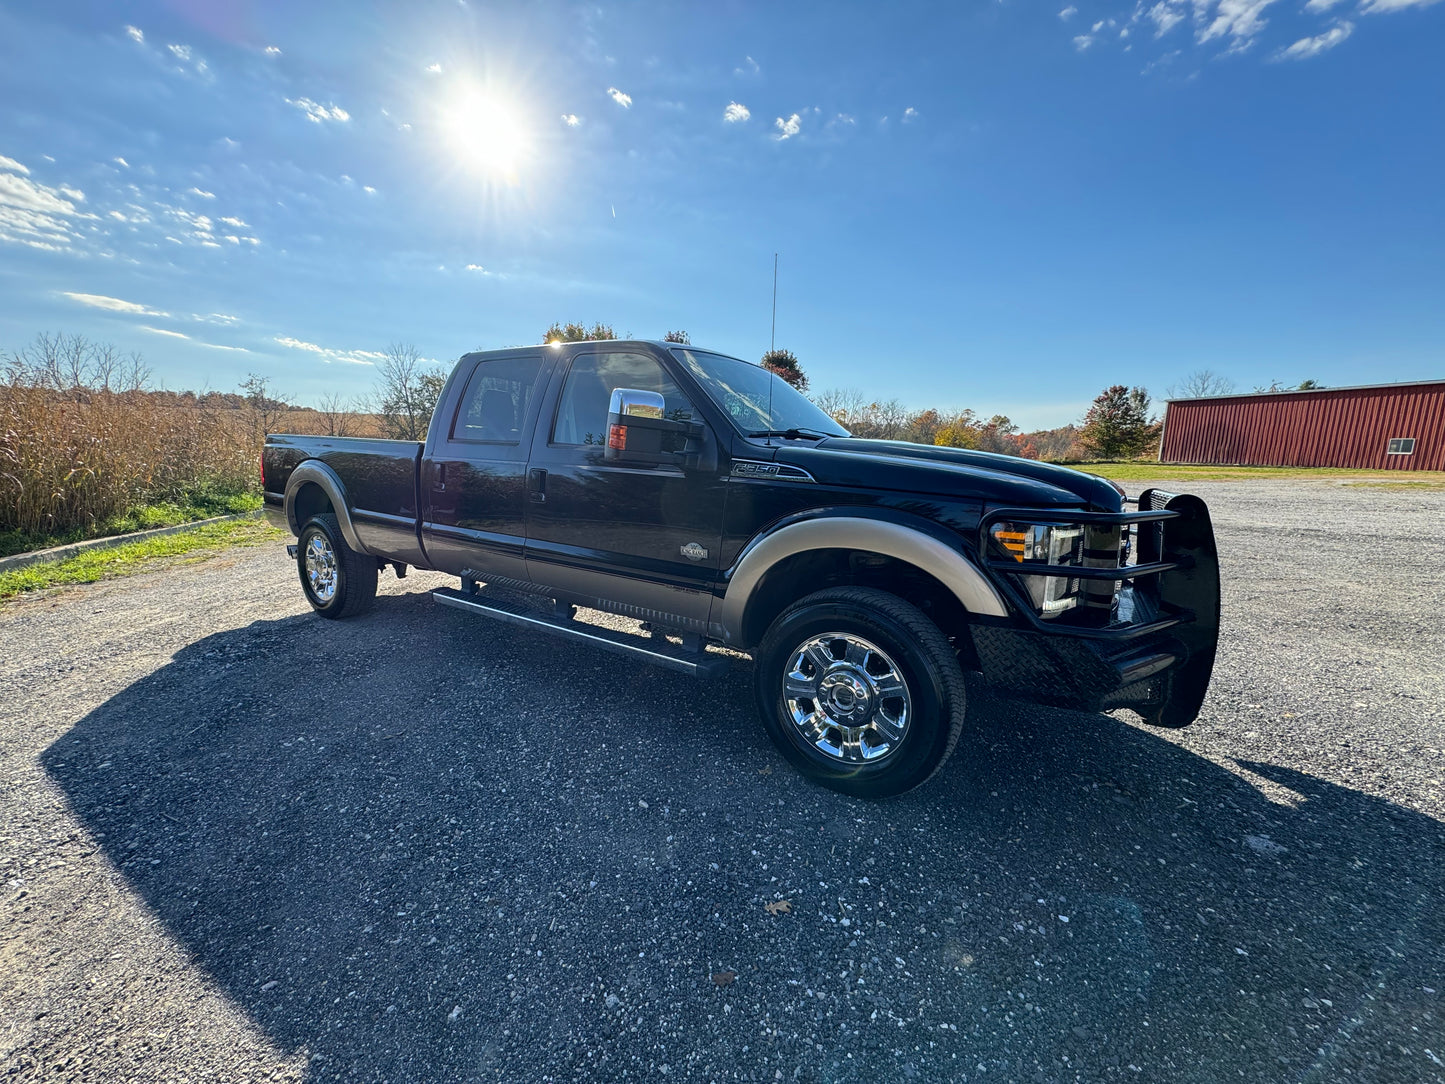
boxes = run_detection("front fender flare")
[712,514,1008,644]
[284,461,370,555]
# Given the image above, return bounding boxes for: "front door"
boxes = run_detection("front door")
[422,352,550,584]
[523,347,726,632]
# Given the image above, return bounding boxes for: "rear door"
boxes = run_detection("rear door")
[523,347,727,632]
[421,351,551,582]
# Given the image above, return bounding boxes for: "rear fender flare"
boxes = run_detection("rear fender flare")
[285,461,369,555]
[713,514,1008,644]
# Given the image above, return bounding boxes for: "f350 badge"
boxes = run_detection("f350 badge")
[680,542,709,562]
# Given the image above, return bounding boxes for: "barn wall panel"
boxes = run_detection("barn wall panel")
[1159,383,1445,471]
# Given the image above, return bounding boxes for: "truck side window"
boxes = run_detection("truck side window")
[552,352,695,446]
[453,355,544,443]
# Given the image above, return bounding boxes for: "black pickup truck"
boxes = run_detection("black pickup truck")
[263,341,1219,797]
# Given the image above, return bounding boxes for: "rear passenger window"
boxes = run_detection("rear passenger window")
[452,356,543,443]
[551,352,694,446]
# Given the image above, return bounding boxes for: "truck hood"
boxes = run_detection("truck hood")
[774,438,1124,511]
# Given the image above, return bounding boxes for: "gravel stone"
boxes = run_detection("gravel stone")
[1,478,1442,1082]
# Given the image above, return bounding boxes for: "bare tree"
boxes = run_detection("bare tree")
[1166,369,1235,399]
[376,342,448,440]
[317,391,360,437]
[238,372,291,445]
[812,387,869,428]
[118,350,150,392]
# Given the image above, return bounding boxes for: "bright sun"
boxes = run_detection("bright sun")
[441,88,530,180]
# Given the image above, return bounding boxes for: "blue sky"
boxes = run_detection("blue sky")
[1,0,1441,428]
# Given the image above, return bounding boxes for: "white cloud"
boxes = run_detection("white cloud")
[734,55,760,76]
[197,313,240,325]
[1304,0,1349,9]
[220,215,248,228]
[274,336,383,366]
[1196,0,1280,46]
[1275,20,1353,57]
[902,106,919,123]
[1359,0,1442,11]
[607,87,632,108]
[465,263,487,272]
[561,113,581,127]
[425,63,442,73]
[1147,1,1187,35]
[1073,33,1097,49]
[61,292,167,317]
[723,101,751,123]
[188,187,216,199]
[1093,19,1106,30]
[166,42,210,77]
[1059,5,1078,17]
[0,166,89,250]
[142,326,248,351]
[264,45,282,56]
[286,97,351,123]
[113,156,130,168]
[773,113,801,140]
[1142,48,1182,73]
[125,25,144,44]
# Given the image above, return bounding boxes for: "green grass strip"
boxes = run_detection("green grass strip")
[1074,462,1445,486]
[0,491,264,559]
[0,518,284,600]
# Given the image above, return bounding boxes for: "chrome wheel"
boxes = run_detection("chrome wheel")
[782,632,912,763]
[304,532,338,603]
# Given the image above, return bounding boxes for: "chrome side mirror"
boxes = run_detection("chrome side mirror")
[608,388,665,419]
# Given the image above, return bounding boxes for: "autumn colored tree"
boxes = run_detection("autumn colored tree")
[760,348,808,391]
[1078,385,1159,460]
[663,330,691,344]
[543,322,617,343]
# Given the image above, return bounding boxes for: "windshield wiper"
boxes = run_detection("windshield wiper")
[746,427,832,441]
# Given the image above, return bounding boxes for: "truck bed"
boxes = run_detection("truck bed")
[262,434,426,566]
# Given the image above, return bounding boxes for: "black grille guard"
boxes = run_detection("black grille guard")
[977,489,1222,728]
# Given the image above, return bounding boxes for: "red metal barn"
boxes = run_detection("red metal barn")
[1159,380,1445,471]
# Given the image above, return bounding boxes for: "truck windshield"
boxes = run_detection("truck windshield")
[670,348,849,438]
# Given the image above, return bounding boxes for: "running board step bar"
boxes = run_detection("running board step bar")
[432,587,728,678]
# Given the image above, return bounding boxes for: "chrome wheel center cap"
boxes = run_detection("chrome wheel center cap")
[819,667,874,722]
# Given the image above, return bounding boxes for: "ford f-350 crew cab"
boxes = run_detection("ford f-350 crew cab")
[263,341,1220,797]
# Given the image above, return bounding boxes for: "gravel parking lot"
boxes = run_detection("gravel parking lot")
[2,479,1443,1083]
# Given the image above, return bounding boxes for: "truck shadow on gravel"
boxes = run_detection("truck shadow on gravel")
[40,591,1445,1083]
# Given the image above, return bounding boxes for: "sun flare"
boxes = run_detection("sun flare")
[440,88,530,179]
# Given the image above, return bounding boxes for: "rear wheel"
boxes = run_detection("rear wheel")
[753,587,967,797]
[297,513,377,619]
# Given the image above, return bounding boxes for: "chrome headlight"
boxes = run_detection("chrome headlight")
[990,522,1085,616]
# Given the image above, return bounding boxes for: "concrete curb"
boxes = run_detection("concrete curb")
[0,511,264,575]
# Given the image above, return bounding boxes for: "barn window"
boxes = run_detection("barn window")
[1386,438,1416,455]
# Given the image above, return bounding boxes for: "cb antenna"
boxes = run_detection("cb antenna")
[770,253,778,352]
[767,252,778,436]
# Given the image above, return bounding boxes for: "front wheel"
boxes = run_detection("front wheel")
[297,513,377,619]
[753,587,967,798]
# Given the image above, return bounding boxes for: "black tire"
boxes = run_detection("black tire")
[296,513,377,619]
[753,587,967,798]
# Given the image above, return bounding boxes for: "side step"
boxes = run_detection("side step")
[432,587,728,678]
